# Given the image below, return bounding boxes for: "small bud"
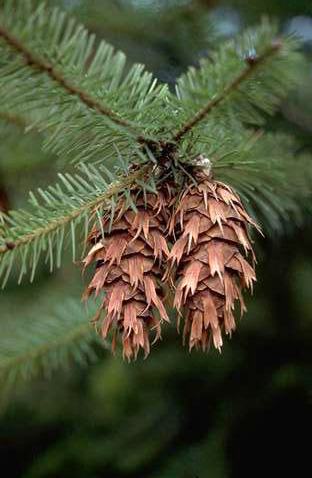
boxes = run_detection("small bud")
[5,241,15,250]
[194,154,212,177]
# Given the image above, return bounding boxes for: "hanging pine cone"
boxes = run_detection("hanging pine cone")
[168,168,260,352]
[83,188,171,361]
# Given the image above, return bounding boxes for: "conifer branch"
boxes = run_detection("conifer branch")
[173,41,282,143]
[0,164,152,288]
[0,299,107,386]
[213,133,312,232]
[0,166,148,258]
[1,323,90,374]
[0,25,140,136]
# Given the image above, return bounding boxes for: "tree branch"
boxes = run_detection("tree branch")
[0,323,91,374]
[172,41,282,143]
[0,167,148,256]
[0,25,143,137]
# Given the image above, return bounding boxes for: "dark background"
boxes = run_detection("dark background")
[0,1,311,477]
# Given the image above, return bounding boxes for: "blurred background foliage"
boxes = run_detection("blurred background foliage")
[0,0,311,477]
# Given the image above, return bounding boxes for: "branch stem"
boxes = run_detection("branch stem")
[0,167,148,256]
[0,25,141,136]
[172,42,282,143]
[0,323,91,373]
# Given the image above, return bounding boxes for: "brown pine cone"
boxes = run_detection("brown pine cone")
[83,188,171,361]
[168,169,260,352]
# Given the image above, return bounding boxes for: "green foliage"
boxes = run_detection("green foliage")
[0,0,169,164]
[214,133,312,231]
[0,162,145,285]
[0,298,103,388]
[174,21,302,128]
[172,20,304,168]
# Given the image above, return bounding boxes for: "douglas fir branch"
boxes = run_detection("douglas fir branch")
[0,1,310,367]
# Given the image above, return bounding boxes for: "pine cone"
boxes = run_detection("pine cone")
[169,170,260,352]
[83,189,171,361]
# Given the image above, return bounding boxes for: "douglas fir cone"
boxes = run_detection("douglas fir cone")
[84,188,172,361]
[168,168,260,352]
